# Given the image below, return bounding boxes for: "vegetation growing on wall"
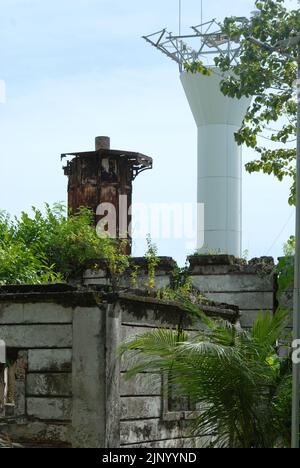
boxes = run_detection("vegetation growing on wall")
[0,204,124,285]
[145,234,160,291]
[157,266,208,305]
[276,236,295,297]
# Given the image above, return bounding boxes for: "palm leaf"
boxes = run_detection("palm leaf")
[119,305,288,447]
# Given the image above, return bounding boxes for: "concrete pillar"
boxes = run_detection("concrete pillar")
[180,70,252,257]
[105,303,121,448]
[0,339,5,364]
[71,302,121,448]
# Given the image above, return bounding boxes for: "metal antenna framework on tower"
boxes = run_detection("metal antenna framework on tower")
[143,17,247,72]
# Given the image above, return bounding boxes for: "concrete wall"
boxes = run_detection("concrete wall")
[0,285,109,447]
[83,257,176,291]
[118,294,237,449]
[188,255,276,329]
[0,297,73,447]
[83,255,277,331]
[0,284,238,448]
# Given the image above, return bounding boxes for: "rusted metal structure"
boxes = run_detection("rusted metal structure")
[62,137,153,253]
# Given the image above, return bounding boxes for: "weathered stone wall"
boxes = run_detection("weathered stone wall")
[83,255,278,331]
[188,255,277,329]
[0,308,73,445]
[118,294,237,449]
[83,257,176,291]
[0,284,238,448]
[0,285,110,447]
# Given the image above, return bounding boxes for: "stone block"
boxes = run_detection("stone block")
[0,325,72,348]
[27,397,72,421]
[203,292,273,311]
[120,419,189,445]
[28,349,72,373]
[0,303,72,324]
[192,274,273,293]
[121,397,162,420]
[120,373,161,397]
[26,374,72,397]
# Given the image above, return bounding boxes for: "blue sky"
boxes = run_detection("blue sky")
[0,0,298,265]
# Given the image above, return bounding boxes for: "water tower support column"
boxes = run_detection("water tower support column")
[180,70,251,257]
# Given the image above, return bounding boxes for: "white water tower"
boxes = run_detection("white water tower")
[144,18,252,257]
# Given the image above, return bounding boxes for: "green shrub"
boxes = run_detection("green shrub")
[0,204,124,285]
[272,372,295,448]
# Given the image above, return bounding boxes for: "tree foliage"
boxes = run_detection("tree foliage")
[215,0,300,205]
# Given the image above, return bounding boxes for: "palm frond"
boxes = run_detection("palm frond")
[252,308,289,349]
[119,304,289,448]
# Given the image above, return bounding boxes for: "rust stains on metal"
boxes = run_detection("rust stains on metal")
[62,137,153,254]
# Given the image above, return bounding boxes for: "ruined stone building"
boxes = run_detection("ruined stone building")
[0,138,283,448]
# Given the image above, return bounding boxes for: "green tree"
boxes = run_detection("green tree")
[119,305,293,448]
[215,0,300,205]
